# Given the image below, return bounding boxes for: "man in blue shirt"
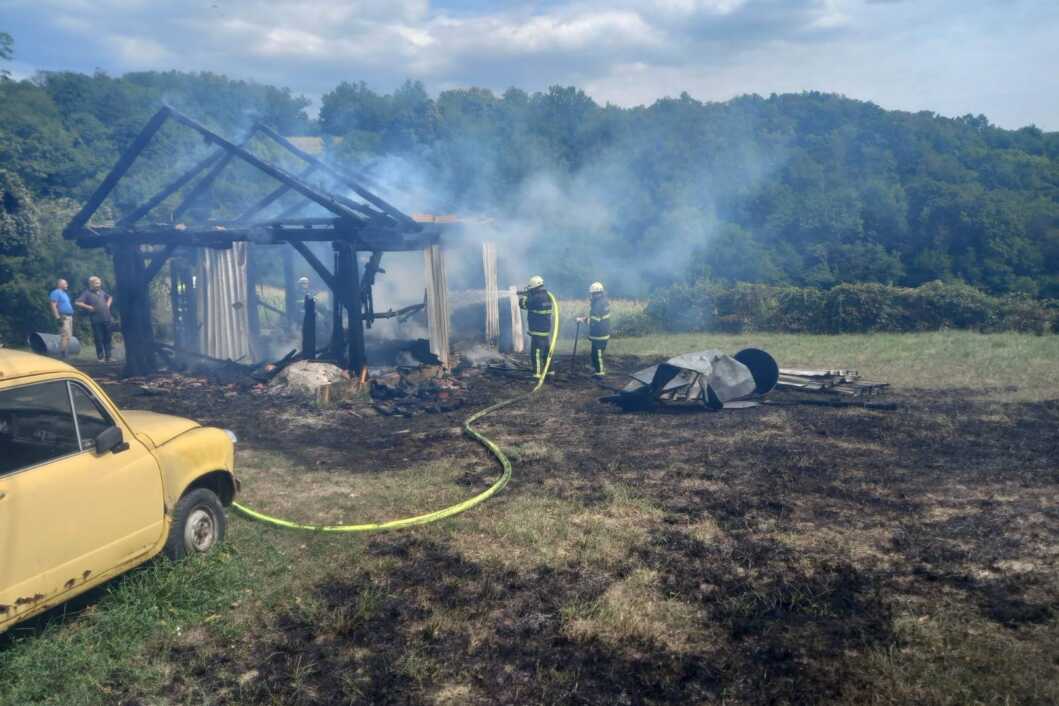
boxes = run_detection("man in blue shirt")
[48,278,74,357]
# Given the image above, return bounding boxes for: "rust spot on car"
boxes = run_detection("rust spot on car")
[15,594,45,606]
[64,578,76,590]
[82,570,92,580]
[0,604,9,614]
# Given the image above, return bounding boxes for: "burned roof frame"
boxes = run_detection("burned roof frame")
[63,105,440,252]
[63,106,456,378]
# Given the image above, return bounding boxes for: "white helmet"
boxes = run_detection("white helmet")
[527,275,544,289]
[590,281,605,294]
[297,276,310,286]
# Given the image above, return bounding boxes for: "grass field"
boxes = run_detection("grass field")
[1,331,1057,705]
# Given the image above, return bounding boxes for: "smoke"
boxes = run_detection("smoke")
[328,98,785,301]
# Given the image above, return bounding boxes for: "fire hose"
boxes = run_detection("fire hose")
[231,292,560,532]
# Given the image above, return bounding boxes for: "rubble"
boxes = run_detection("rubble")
[370,366,466,417]
[269,360,352,399]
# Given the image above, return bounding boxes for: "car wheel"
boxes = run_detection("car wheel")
[164,488,227,561]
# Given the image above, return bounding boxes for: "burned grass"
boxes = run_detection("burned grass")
[6,352,1059,705]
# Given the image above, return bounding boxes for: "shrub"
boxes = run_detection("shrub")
[823,283,906,333]
[645,280,1055,335]
[770,287,828,333]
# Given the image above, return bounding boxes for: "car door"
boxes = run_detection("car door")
[0,378,164,625]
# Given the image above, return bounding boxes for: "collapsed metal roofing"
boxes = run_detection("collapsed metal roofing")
[606,348,780,411]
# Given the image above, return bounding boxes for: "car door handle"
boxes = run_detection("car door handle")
[0,492,6,501]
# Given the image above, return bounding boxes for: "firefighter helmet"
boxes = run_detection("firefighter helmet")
[589,281,605,294]
[528,275,544,289]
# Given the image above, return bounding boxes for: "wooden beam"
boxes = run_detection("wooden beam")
[172,126,259,223]
[116,149,227,228]
[254,123,417,227]
[142,243,178,283]
[236,164,316,223]
[289,241,336,292]
[282,245,297,327]
[246,243,262,356]
[330,246,345,359]
[65,107,171,239]
[344,246,366,375]
[114,243,158,376]
[76,223,439,252]
[165,109,362,222]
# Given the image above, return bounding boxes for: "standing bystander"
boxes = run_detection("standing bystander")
[75,276,114,361]
[48,278,74,357]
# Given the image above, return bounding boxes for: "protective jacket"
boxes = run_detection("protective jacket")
[588,293,610,341]
[521,286,554,337]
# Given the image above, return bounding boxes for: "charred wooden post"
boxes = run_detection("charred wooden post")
[343,245,366,375]
[302,295,317,360]
[170,254,199,351]
[246,243,262,358]
[361,251,384,328]
[282,245,297,328]
[114,243,156,376]
[329,245,345,360]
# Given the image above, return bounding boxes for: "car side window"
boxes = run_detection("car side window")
[0,381,81,477]
[70,383,114,451]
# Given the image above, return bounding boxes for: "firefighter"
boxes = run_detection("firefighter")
[577,281,610,377]
[519,274,554,378]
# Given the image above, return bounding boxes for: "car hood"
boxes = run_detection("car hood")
[121,410,201,447]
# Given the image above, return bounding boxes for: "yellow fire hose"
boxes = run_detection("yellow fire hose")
[231,292,560,532]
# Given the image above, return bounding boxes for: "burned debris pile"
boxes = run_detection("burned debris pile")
[370,366,467,417]
[605,347,892,412]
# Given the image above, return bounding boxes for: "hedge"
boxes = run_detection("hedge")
[645,281,1056,335]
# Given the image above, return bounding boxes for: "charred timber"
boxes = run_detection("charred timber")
[75,223,439,251]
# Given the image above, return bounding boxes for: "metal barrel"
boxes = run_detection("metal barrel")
[733,348,779,395]
[27,332,82,357]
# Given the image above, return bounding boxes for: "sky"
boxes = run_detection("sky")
[3,0,1058,130]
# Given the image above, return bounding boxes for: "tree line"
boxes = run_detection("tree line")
[1,36,1057,340]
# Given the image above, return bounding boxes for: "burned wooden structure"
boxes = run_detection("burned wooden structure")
[64,106,447,377]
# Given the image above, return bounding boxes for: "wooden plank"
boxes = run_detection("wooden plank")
[482,241,499,345]
[508,285,524,353]
[424,245,451,368]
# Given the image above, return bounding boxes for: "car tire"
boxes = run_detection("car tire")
[164,488,227,561]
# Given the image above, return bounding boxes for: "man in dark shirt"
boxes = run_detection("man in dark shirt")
[75,276,113,361]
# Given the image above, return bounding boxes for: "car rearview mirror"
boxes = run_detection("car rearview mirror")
[94,425,127,454]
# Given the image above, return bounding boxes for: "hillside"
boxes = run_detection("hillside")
[1,71,1057,313]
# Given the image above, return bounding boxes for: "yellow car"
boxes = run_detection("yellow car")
[0,350,238,633]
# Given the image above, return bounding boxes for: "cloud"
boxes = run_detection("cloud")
[3,0,1057,129]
